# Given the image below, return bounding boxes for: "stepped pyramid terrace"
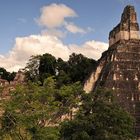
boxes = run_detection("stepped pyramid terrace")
[84,5,140,137]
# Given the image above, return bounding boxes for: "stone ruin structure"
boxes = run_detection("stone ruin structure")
[0,69,25,99]
[10,69,25,85]
[0,79,9,87]
[0,69,25,117]
[84,5,140,137]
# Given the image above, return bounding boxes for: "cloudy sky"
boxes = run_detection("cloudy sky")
[0,0,140,72]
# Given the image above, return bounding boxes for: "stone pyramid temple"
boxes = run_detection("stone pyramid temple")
[84,5,140,136]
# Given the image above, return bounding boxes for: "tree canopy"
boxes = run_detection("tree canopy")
[25,53,97,85]
[0,67,16,82]
[0,53,136,139]
[60,89,135,140]
[0,77,84,139]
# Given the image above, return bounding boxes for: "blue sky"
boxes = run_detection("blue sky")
[0,0,139,71]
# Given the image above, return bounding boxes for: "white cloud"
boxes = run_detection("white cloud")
[0,34,108,72]
[69,40,108,59]
[0,4,107,72]
[38,3,77,28]
[41,29,66,38]
[37,3,89,35]
[65,22,86,34]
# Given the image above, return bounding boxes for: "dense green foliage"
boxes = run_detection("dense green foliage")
[0,67,16,82]
[67,53,97,83]
[60,89,135,140]
[25,55,41,82]
[39,54,57,82]
[0,53,135,139]
[25,53,97,85]
[0,77,84,139]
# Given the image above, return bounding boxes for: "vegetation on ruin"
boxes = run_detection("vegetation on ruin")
[60,89,135,140]
[0,53,135,140]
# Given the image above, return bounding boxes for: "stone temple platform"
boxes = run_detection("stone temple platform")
[84,5,140,138]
